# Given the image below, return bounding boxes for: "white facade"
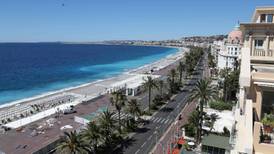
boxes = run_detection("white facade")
[217,43,241,69]
[217,24,242,70]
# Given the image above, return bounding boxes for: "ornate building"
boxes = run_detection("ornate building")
[217,24,242,70]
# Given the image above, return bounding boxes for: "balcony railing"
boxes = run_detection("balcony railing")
[253,122,274,154]
[251,49,274,60]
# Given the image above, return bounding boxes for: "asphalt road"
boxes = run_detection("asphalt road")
[119,52,207,154]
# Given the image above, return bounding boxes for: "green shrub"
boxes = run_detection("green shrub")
[184,123,196,137]
[261,113,274,127]
[209,101,232,111]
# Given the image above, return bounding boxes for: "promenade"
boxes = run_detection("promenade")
[119,51,206,154]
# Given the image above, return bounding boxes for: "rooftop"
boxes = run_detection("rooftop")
[252,6,274,22]
[202,134,231,150]
[204,108,235,133]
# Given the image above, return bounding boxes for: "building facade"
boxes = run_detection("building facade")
[217,25,242,70]
[232,7,274,154]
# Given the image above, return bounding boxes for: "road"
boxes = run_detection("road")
[118,51,207,154]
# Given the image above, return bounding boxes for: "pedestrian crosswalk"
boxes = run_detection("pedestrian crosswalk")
[112,112,131,120]
[150,117,173,124]
[112,112,173,125]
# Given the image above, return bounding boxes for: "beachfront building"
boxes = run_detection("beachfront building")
[217,25,242,70]
[107,74,160,96]
[231,6,274,154]
[211,40,223,61]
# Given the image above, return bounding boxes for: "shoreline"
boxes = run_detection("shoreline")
[0,46,184,110]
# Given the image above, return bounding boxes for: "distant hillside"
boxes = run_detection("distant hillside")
[180,35,227,43]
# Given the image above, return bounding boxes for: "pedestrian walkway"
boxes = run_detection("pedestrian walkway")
[150,116,173,124]
[112,112,131,120]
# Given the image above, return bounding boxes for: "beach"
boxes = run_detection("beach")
[0,47,186,129]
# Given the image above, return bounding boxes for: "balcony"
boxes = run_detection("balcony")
[251,49,274,62]
[254,121,274,154]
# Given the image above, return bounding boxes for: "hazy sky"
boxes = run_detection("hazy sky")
[0,0,274,42]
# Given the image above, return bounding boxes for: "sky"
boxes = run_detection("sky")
[0,0,274,42]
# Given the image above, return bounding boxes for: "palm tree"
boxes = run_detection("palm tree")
[187,110,200,137]
[126,99,142,120]
[82,122,101,152]
[142,76,158,113]
[188,79,217,144]
[168,69,177,94]
[98,110,117,145]
[110,90,127,132]
[157,80,164,96]
[209,113,219,132]
[57,131,89,154]
[177,61,185,85]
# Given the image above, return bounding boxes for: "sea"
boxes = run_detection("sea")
[0,43,178,105]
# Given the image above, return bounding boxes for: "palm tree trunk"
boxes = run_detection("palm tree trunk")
[171,77,174,93]
[224,84,228,102]
[93,143,97,153]
[179,70,182,85]
[198,100,204,144]
[148,87,151,113]
[118,110,121,133]
[159,83,163,96]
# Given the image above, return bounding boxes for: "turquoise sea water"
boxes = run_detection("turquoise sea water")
[0,43,178,104]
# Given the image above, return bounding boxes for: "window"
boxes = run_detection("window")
[260,14,266,23]
[267,14,273,23]
[255,39,264,49]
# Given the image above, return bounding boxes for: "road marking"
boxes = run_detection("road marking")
[135,149,140,154]
[153,117,159,123]
[120,114,126,119]
[113,113,118,118]
[160,118,165,123]
[156,118,161,123]
[151,117,155,121]
[148,135,152,140]
[165,119,169,124]
[141,141,146,148]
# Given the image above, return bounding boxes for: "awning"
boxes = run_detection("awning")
[177,138,186,145]
[172,148,180,154]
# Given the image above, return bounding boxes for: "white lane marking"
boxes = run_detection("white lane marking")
[153,117,159,123]
[165,119,169,124]
[120,114,126,119]
[151,117,155,121]
[156,118,161,123]
[148,135,152,140]
[135,149,140,154]
[113,113,118,118]
[160,119,166,123]
[141,142,146,148]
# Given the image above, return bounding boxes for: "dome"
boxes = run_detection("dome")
[228,23,243,44]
